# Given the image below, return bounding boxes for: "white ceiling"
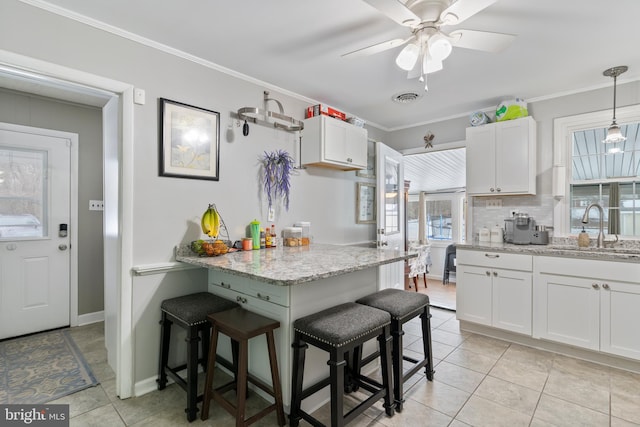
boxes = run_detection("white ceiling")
[28,0,640,131]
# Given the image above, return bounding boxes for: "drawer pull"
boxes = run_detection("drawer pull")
[236,296,247,304]
[602,283,610,290]
[486,271,491,276]
[484,254,500,258]
[493,271,498,277]
[256,293,270,301]
[220,281,231,289]
[592,283,600,290]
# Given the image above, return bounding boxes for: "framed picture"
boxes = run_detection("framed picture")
[159,98,220,180]
[356,182,376,224]
[356,139,376,179]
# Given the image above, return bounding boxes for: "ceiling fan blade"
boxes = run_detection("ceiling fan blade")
[440,0,498,25]
[363,0,421,27]
[342,37,411,58]
[449,29,515,53]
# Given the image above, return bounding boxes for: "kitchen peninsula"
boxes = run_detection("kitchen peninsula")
[176,243,414,412]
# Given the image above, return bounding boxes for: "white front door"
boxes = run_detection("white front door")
[376,142,405,289]
[0,124,71,339]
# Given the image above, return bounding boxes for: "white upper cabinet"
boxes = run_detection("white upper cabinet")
[466,116,536,196]
[302,115,367,170]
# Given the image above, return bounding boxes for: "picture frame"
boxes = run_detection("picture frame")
[356,182,376,224]
[356,139,376,179]
[159,98,220,180]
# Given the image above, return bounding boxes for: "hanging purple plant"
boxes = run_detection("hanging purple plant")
[262,149,294,211]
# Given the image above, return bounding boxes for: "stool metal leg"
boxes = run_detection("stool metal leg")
[185,325,201,422]
[157,314,172,390]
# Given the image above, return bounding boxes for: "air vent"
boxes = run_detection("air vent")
[392,92,422,104]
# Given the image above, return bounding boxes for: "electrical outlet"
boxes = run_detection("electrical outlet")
[89,200,104,211]
[486,199,502,209]
[267,207,275,222]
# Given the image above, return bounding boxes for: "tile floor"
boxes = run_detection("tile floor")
[59,309,640,426]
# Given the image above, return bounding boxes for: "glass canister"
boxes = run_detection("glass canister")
[283,227,303,247]
[294,221,311,246]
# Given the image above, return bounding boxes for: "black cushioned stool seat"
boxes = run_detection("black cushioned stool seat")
[356,289,434,412]
[289,302,395,427]
[201,307,285,426]
[157,292,238,422]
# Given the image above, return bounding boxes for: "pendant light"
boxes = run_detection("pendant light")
[602,65,628,145]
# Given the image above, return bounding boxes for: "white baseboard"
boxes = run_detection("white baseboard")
[77,310,104,326]
[135,376,160,397]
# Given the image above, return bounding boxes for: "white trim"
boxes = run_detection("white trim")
[131,262,200,276]
[400,140,466,156]
[77,310,104,326]
[0,49,135,399]
[552,104,640,236]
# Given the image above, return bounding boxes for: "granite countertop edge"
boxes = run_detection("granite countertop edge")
[457,243,640,263]
[175,243,416,286]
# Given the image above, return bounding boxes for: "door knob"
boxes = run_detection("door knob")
[58,244,68,251]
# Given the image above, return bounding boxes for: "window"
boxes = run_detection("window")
[407,192,465,243]
[554,104,640,237]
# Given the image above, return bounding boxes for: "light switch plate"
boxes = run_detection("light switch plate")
[134,88,146,105]
[486,199,502,209]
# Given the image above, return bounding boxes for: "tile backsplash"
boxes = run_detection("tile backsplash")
[472,194,554,238]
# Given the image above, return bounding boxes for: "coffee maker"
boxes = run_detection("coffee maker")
[505,213,535,245]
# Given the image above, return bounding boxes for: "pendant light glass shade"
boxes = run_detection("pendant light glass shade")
[395,42,420,71]
[428,34,453,61]
[602,66,628,145]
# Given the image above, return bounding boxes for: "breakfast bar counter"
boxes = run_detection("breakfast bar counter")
[176,243,414,413]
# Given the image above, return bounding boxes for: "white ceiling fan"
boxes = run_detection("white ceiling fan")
[344,0,516,90]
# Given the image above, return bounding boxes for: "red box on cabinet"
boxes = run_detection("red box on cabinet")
[305,104,346,121]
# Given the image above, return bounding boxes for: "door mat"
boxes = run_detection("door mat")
[0,329,99,404]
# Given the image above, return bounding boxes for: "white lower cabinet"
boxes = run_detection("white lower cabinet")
[534,256,640,360]
[457,250,532,335]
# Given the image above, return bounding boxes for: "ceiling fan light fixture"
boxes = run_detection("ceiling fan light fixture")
[395,42,420,71]
[428,34,453,61]
[602,65,628,145]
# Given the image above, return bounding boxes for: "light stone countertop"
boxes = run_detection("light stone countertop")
[458,240,640,263]
[176,243,415,286]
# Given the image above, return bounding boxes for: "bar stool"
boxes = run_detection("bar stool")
[201,307,285,427]
[289,302,395,427]
[157,292,238,422]
[356,289,434,412]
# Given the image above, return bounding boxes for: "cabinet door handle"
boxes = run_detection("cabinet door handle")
[256,293,270,301]
[219,281,231,289]
[236,296,247,304]
[347,158,352,163]
[602,283,610,290]
[493,271,498,277]
[490,188,495,192]
[592,283,600,290]
[486,271,491,276]
[496,188,502,192]
[485,254,500,258]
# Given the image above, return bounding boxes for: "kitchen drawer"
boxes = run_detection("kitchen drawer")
[209,270,290,307]
[458,249,532,271]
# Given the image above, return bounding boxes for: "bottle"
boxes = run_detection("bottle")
[578,227,590,248]
[260,228,266,249]
[250,219,260,250]
[270,224,277,247]
[265,227,272,247]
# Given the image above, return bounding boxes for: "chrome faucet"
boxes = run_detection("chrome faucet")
[581,203,605,248]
